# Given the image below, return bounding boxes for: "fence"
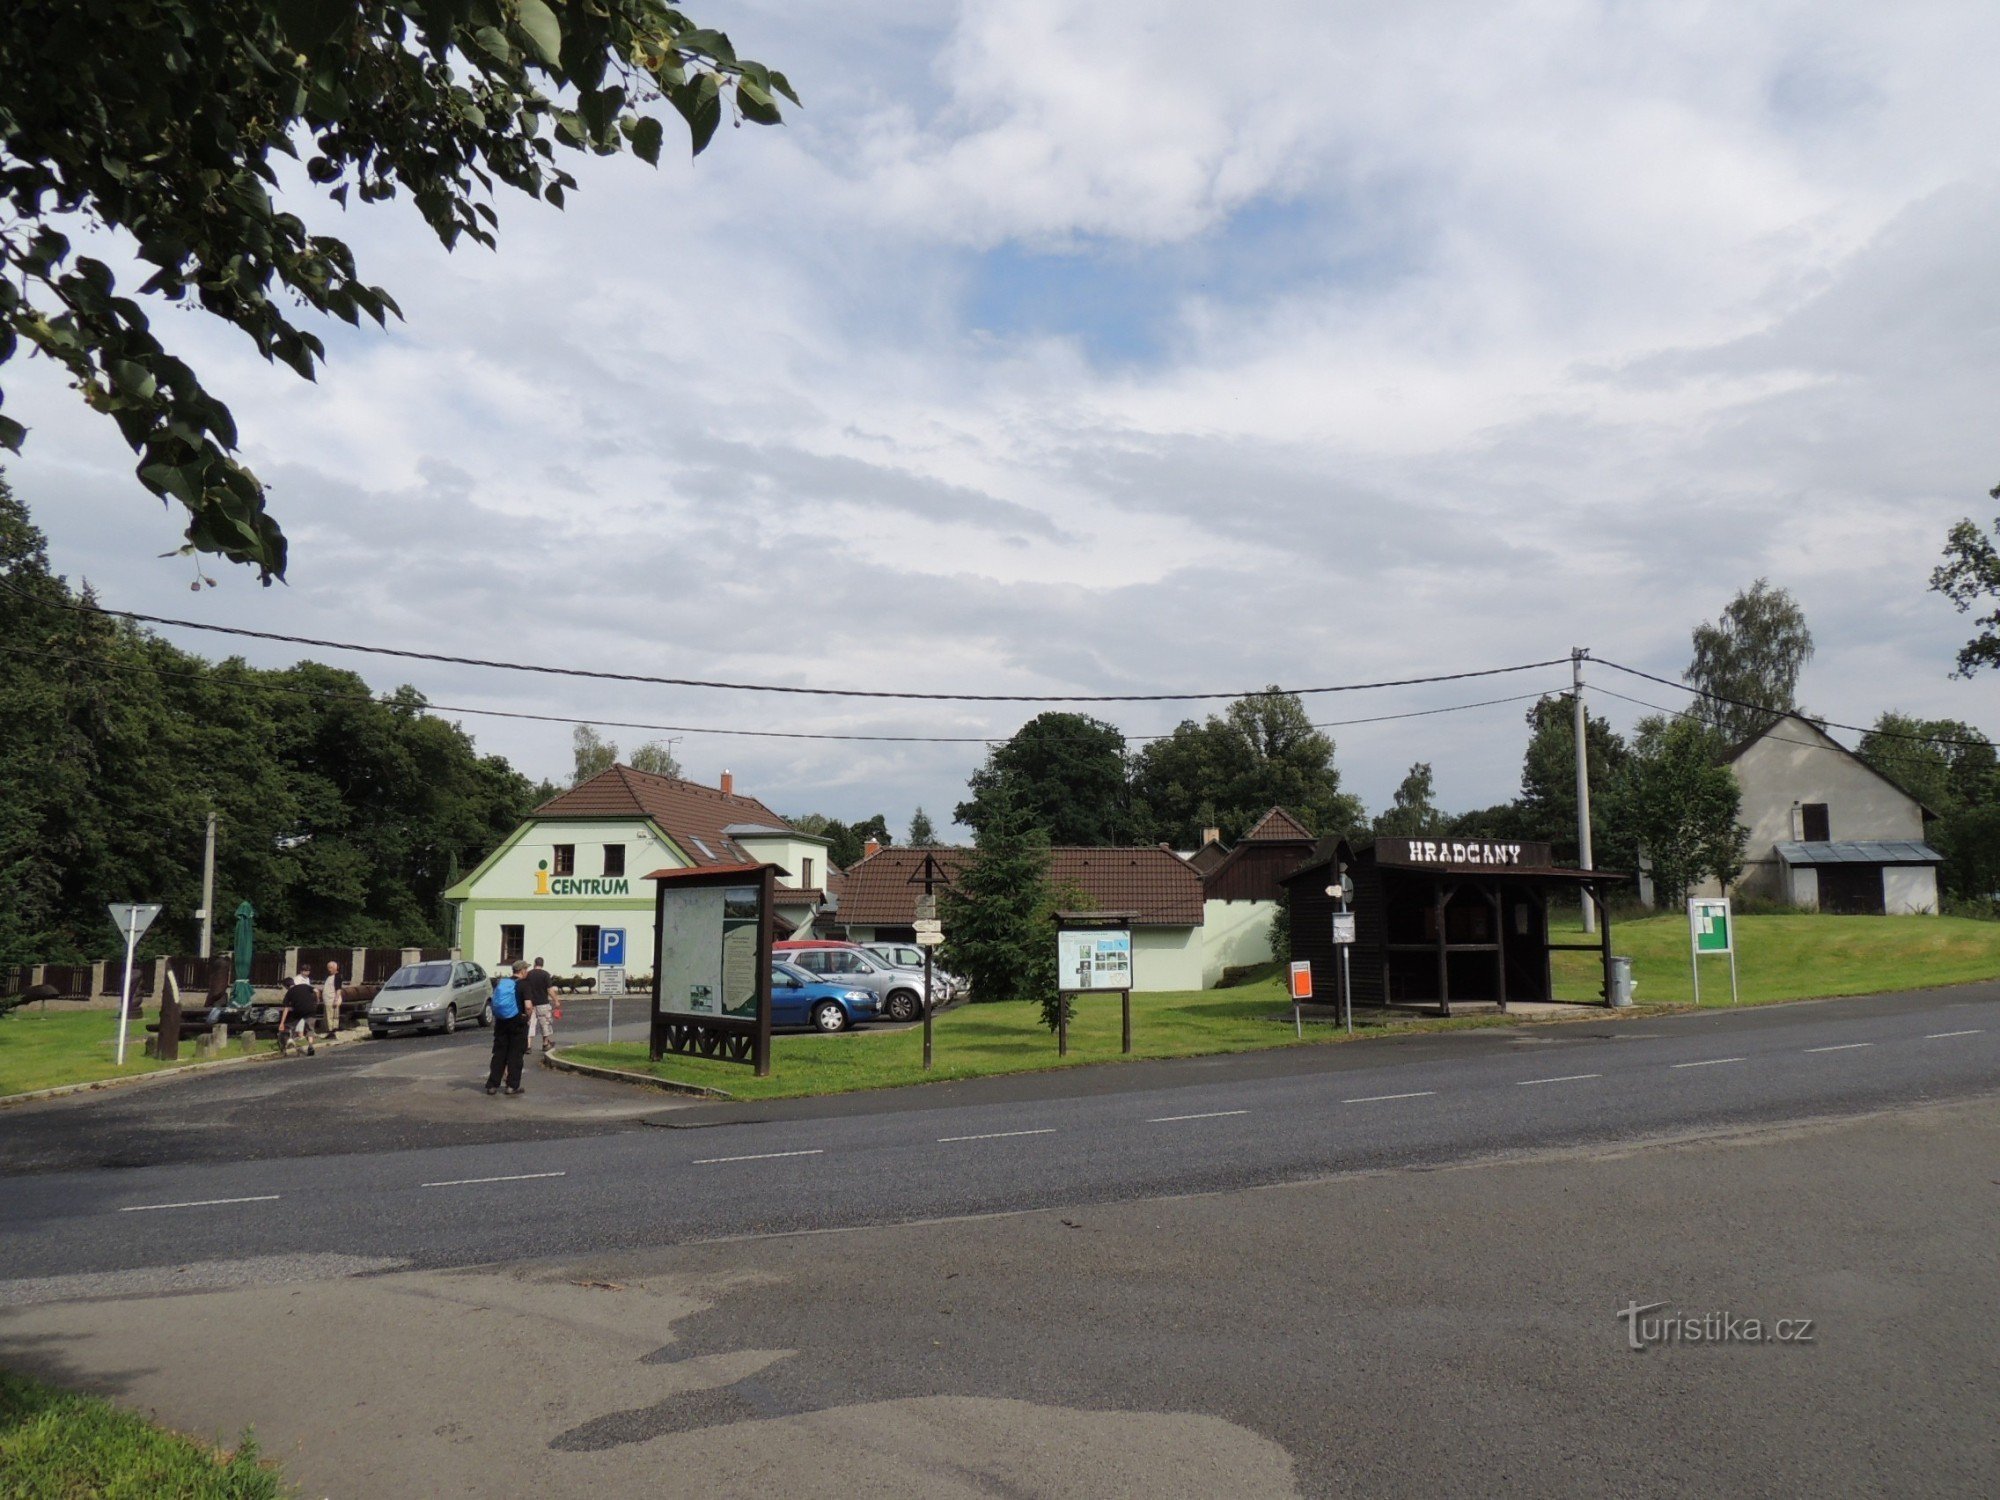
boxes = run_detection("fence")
[2,946,460,1004]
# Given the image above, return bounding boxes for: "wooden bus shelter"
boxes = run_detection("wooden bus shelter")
[1282,836,1624,1017]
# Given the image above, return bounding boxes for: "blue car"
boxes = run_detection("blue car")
[772,961,880,1033]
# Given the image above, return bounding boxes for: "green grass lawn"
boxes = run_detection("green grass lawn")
[0,1369,283,1498]
[0,1010,256,1100]
[567,912,2000,1102]
[1550,912,2000,1006]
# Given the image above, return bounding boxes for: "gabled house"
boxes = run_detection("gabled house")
[1690,713,1943,915]
[1194,807,1320,984]
[443,766,834,975]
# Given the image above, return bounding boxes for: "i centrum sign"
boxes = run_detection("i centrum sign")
[534,860,631,897]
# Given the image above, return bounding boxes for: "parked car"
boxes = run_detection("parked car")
[771,960,879,1032]
[861,942,965,1001]
[367,960,493,1038]
[775,941,930,1023]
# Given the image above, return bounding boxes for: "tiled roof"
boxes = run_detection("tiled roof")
[1183,842,1231,875]
[837,845,1204,927]
[1241,807,1315,842]
[534,766,795,868]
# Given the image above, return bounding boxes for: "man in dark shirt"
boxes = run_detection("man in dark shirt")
[521,956,556,1053]
[277,973,318,1057]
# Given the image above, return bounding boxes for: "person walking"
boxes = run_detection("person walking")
[277,972,319,1057]
[522,956,556,1054]
[485,961,533,1096]
[321,960,346,1037]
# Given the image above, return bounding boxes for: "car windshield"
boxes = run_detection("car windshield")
[772,962,811,986]
[383,962,453,990]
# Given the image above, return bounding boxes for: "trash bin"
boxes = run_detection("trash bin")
[1608,956,1635,1008]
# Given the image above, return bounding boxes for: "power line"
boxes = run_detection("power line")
[1592,658,1993,748]
[0,640,1571,748]
[0,580,1570,703]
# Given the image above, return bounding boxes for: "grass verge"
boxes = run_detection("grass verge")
[0,1368,283,1498]
[566,912,2000,1102]
[0,1011,256,1100]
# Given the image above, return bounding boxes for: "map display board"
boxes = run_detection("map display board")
[649,866,774,1073]
[1058,928,1132,992]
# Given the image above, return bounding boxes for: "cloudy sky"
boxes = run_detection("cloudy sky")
[9,0,2000,835]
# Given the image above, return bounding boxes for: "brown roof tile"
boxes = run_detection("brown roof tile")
[1242,807,1315,842]
[837,845,1203,928]
[535,765,795,868]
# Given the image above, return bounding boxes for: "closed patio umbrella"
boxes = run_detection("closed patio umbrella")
[231,901,256,1007]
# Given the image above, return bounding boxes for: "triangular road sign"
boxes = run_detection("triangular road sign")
[107,903,163,942]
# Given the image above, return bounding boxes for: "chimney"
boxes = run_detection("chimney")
[1202,826,1220,846]
[863,837,881,859]
[720,769,734,796]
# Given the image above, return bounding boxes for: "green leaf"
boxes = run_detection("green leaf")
[516,0,562,66]
[109,359,158,401]
[0,414,25,453]
[631,116,664,166]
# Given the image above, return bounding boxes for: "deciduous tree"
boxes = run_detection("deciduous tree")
[1613,718,1748,907]
[1685,580,1814,742]
[957,713,1130,845]
[1931,499,2000,678]
[0,0,793,576]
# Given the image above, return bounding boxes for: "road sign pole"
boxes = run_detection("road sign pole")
[1689,917,1702,1006]
[1728,946,1739,1005]
[114,911,139,1066]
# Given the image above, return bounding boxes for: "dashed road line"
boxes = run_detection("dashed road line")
[938,1129,1057,1143]
[1804,1043,1874,1054]
[421,1171,567,1188]
[119,1195,280,1213]
[1342,1091,1436,1104]
[1671,1057,1746,1069]
[1925,1029,1983,1039]
[1515,1073,1602,1087]
[692,1150,824,1165]
[1148,1110,1250,1123]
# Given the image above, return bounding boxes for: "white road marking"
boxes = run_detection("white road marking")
[937,1129,1057,1143]
[1925,1029,1984,1039]
[1148,1110,1250,1123]
[692,1150,824,1165]
[1342,1091,1436,1104]
[421,1171,567,1188]
[1515,1073,1603,1087]
[1804,1043,1874,1054]
[1671,1057,1746,1069]
[119,1195,280,1213]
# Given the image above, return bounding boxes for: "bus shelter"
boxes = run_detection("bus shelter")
[1282,837,1624,1017]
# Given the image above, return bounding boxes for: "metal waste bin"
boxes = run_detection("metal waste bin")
[1608,955,1635,1008]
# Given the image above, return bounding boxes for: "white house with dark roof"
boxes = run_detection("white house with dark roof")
[443,766,833,976]
[1682,714,1943,915]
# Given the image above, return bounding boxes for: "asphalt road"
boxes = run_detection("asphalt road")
[4,983,1996,1284]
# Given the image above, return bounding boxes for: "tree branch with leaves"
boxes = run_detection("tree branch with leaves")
[0,1,793,578]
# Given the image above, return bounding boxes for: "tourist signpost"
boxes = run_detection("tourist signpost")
[1054,913,1135,1056]
[1687,896,1739,1005]
[909,855,953,1071]
[107,902,162,1066]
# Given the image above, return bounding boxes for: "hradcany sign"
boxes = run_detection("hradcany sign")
[1374,838,1552,869]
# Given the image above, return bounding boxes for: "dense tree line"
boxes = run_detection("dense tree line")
[0,475,543,965]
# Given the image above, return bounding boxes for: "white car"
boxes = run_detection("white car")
[862,943,965,1005]
[367,960,493,1037]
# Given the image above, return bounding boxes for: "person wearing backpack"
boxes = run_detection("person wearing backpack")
[485,961,534,1096]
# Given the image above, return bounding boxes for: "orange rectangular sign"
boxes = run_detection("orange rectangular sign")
[1288,960,1313,1000]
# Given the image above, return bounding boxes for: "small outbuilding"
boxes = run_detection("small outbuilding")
[1282,836,1625,1015]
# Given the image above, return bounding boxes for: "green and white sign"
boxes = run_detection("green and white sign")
[1690,898,1731,954]
[1686,896,1739,1004]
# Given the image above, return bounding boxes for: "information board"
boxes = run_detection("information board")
[650,866,773,1072]
[1058,928,1132,991]
[1330,912,1357,946]
[1689,898,1731,954]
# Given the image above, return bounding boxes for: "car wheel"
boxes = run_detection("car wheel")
[885,989,921,1023]
[811,1000,848,1033]
[443,1004,457,1035]
[478,999,492,1028]
[369,1027,386,1040]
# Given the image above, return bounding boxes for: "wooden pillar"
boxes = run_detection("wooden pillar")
[1434,877,1450,1018]
[1596,886,1614,1007]
[1490,884,1508,1012]
[1537,888,1552,1002]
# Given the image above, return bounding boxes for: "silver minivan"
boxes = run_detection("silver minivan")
[782,945,931,1023]
[367,960,494,1037]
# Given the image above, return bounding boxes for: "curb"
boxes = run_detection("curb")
[0,1031,357,1109]
[542,1049,734,1100]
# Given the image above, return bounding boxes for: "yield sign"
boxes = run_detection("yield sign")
[107,903,163,942]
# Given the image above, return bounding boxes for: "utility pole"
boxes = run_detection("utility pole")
[1573,648,1596,934]
[197,809,218,958]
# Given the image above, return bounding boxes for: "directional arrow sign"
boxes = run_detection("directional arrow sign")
[916,931,946,946]
[107,903,162,942]
[913,919,943,935]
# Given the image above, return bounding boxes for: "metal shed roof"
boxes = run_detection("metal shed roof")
[1775,840,1942,866]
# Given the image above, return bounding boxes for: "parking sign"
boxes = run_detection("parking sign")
[599,927,627,967]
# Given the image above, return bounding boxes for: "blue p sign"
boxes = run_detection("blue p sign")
[599,928,627,967]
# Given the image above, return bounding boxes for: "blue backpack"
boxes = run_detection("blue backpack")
[491,976,520,1020]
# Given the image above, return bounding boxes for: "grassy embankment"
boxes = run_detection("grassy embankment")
[563,913,2000,1102]
[0,1010,258,1100]
[0,1369,282,1498]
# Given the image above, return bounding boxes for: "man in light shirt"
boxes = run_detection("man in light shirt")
[321,960,346,1036]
